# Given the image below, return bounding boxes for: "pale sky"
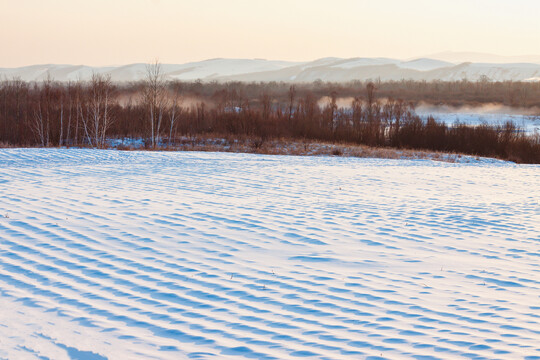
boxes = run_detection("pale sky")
[1,0,539,67]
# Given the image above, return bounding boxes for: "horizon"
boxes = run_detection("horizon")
[2,0,540,67]
[3,51,540,69]
[4,53,540,83]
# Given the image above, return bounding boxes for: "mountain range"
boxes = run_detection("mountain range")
[2,52,540,83]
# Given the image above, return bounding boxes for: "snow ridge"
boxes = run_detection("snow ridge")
[0,149,539,359]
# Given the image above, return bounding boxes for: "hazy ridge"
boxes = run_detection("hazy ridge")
[3,52,540,83]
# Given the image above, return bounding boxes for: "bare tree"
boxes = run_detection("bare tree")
[31,75,54,147]
[79,73,115,148]
[261,91,271,123]
[168,84,181,146]
[64,82,73,146]
[59,96,64,146]
[73,81,82,146]
[32,99,46,147]
[287,85,296,128]
[144,60,167,148]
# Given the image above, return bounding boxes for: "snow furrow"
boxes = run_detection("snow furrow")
[0,149,539,359]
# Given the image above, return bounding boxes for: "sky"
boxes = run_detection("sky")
[1,0,539,67]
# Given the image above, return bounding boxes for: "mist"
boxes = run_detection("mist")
[317,96,356,109]
[415,102,540,117]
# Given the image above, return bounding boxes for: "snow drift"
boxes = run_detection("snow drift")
[0,149,539,359]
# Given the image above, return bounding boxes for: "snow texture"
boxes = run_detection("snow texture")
[0,149,539,360]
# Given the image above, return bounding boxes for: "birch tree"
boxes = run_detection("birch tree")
[144,61,167,148]
[79,74,115,148]
[168,84,181,145]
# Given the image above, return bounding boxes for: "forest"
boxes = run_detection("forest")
[1,66,539,163]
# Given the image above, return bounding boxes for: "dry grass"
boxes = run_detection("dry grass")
[111,135,478,163]
[0,142,22,148]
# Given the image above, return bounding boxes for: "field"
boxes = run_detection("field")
[0,149,539,359]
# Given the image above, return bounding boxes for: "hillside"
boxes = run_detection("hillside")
[3,55,540,82]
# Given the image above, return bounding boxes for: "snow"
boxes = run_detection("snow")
[330,58,452,71]
[422,51,540,65]
[437,63,540,82]
[0,64,116,82]
[330,58,400,69]
[415,109,540,134]
[165,58,300,80]
[0,148,539,359]
[396,58,454,71]
[3,57,540,82]
[0,60,300,82]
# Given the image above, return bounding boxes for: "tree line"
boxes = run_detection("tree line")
[1,65,539,163]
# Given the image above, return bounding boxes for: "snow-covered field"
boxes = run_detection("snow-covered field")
[0,149,539,360]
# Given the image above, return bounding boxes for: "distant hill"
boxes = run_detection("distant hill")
[420,51,540,65]
[2,56,540,82]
